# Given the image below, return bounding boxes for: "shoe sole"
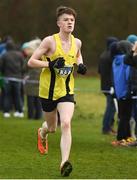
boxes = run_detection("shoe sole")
[61,161,72,177]
[37,128,48,155]
[127,142,137,147]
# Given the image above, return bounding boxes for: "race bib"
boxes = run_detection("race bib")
[55,66,73,77]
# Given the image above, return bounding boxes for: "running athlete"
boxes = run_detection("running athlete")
[28,6,87,177]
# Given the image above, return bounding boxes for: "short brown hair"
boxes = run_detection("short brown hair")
[56,6,77,20]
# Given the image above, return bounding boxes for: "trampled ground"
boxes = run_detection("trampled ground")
[0,77,137,179]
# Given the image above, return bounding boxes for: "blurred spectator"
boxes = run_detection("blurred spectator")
[0,36,14,111]
[110,40,136,146]
[98,36,118,135]
[126,34,137,139]
[126,34,137,44]
[0,41,25,118]
[0,36,14,56]
[22,38,43,120]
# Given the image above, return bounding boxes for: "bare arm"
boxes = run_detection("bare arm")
[75,38,87,75]
[28,36,52,68]
[75,38,83,65]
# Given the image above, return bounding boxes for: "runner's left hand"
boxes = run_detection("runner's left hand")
[77,63,87,75]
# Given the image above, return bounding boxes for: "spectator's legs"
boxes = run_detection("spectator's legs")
[12,81,23,113]
[102,94,116,133]
[3,80,12,113]
[27,95,34,119]
[117,99,132,140]
[34,96,42,119]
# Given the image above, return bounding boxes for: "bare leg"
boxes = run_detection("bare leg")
[57,102,74,168]
[40,108,58,138]
[38,108,58,155]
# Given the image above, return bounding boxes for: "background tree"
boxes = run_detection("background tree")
[0,0,137,72]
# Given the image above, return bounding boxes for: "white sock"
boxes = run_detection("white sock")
[40,121,48,139]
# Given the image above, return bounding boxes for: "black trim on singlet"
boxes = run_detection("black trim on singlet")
[66,74,71,94]
[66,67,74,94]
[47,58,56,100]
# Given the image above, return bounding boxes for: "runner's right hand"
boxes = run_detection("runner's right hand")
[49,57,65,69]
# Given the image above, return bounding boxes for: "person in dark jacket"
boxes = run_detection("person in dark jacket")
[0,36,14,111]
[98,36,118,135]
[110,40,137,146]
[123,37,137,146]
[0,41,25,118]
[124,36,137,140]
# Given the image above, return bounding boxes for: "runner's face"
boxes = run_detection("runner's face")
[57,14,75,33]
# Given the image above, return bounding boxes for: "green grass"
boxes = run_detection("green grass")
[0,77,137,179]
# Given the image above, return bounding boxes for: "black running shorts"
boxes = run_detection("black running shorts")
[40,94,75,112]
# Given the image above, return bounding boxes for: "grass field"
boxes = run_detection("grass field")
[0,77,137,179]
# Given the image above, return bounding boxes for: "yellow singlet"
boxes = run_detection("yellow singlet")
[39,33,77,100]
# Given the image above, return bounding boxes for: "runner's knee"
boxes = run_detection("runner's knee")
[61,119,71,130]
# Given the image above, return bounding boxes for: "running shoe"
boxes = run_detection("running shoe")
[111,139,128,147]
[111,128,117,135]
[37,128,48,154]
[125,137,136,146]
[126,137,136,143]
[4,112,11,118]
[127,140,137,147]
[61,161,72,177]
